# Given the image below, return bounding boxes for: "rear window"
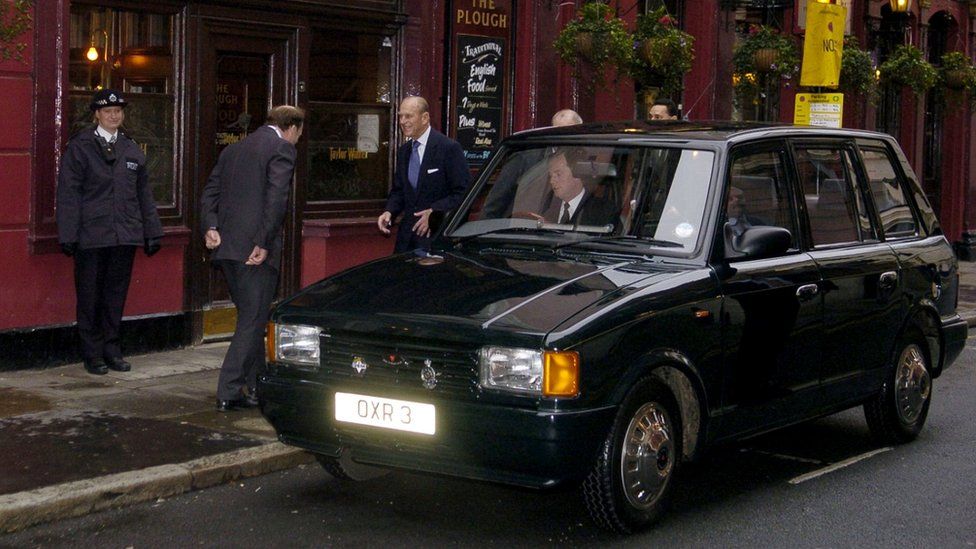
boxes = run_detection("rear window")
[860,148,918,238]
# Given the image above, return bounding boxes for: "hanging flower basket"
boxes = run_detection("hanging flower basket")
[575,32,595,61]
[554,2,632,88]
[752,48,779,72]
[879,45,938,95]
[629,8,695,97]
[944,69,969,90]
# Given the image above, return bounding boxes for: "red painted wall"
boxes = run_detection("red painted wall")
[1,6,184,332]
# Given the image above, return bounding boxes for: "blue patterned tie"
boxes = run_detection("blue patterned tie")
[408,140,421,189]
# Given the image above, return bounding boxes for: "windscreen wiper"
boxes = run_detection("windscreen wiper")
[553,235,684,250]
[452,226,570,244]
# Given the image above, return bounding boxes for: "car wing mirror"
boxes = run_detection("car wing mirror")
[726,225,791,260]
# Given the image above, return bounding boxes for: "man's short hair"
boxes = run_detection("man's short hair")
[268,105,305,130]
[403,96,430,114]
[652,98,679,117]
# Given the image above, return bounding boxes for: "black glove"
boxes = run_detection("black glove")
[144,237,161,257]
[60,242,78,257]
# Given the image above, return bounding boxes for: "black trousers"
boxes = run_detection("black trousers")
[216,260,278,400]
[73,245,137,361]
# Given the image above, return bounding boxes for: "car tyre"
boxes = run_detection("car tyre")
[864,330,932,445]
[582,377,681,534]
[315,449,389,481]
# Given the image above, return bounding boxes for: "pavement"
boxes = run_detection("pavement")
[1,260,975,534]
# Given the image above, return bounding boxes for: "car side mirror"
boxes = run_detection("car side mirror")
[726,225,791,260]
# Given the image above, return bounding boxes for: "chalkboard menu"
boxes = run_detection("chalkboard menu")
[454,34,505,165]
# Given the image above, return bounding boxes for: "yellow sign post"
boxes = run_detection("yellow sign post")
[794,93,844,128]
[800,0,846,87]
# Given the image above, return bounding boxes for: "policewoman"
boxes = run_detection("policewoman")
[57,89,164,375]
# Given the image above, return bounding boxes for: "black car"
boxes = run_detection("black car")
[259,121,967,533]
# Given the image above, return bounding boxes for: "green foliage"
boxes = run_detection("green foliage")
[879,45,938,95]
[839,36,877,100]
[0,0,31,62]
[936,51,976,107]
[630,7,694,97]
[553,2,633,87]
[732,24,799,81]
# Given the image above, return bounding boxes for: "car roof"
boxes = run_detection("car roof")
[505,120,896,146]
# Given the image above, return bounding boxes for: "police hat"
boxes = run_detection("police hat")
[90,89,127,111]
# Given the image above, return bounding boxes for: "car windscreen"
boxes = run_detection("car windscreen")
[447,144,715,253]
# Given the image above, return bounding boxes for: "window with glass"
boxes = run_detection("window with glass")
[68,5,176,207]
[306,29,393,212]
[725,149,797,250]
[450,145,715,254]
[860,148,918,238]
[795,147,874,246]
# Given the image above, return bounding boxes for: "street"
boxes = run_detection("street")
[3,336,974,548]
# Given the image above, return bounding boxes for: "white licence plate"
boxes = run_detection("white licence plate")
[334,392,436,435]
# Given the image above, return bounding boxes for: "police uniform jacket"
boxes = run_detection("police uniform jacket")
[57,125,163,249]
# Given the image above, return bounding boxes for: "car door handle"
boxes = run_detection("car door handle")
[879,271,898,290]
[796,283,819,301]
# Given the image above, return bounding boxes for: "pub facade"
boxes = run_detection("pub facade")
[1,0,973,367]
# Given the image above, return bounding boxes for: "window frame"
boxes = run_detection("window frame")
[789,139,878,249]
[852,140,924,242]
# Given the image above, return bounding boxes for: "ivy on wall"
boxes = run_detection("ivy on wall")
[0,0,32,62]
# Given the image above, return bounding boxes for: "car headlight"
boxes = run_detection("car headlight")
[479,346,579,397]
[269,323,320,366]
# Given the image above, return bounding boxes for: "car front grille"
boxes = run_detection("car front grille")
[316,333,479,398]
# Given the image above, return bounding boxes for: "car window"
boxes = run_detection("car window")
[860,148,919,238]
[724,149,797,251]
[455,145,715,253]
[795,147,868,246]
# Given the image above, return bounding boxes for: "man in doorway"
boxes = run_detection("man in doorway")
[200,105,305,412]
[649,98,679,120]
[480,109,583,219]
[377,96,470,253]
[57,88,164,375]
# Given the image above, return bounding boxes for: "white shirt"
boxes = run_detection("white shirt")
[95,125,118,143]
[562,190,585,221]
[267,125,283,139]
[412,126,431,164]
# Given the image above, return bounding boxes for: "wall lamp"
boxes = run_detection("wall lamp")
[86,29,108,62]
[888,0,912,13]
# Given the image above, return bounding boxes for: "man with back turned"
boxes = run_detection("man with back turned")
[200,105,305,412]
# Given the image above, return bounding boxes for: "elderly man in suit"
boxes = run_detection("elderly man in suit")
[200,105,304,412]
[377,96,470,253]
[545,148,618,228]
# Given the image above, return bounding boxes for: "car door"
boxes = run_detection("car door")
[793,140,902,404]
[716,144,824,438]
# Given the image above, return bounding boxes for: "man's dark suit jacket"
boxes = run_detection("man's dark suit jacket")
[200,126,296,271]
[550,191,620,228]
[385,128,470,252]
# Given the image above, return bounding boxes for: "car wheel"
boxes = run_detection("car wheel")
[582,378,681,534]
[315,449,389,481]
[864,331,932,445]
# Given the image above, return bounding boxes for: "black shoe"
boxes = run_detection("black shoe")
[215,398,244,412]
[104,357,131,372]
[84,359,108,375]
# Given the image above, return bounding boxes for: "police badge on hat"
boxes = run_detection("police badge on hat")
[90,89,128,111]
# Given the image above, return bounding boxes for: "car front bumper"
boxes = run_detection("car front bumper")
[257,373,617,489]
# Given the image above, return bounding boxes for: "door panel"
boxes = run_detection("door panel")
[719,253,823,435]
[189,21,296,340]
